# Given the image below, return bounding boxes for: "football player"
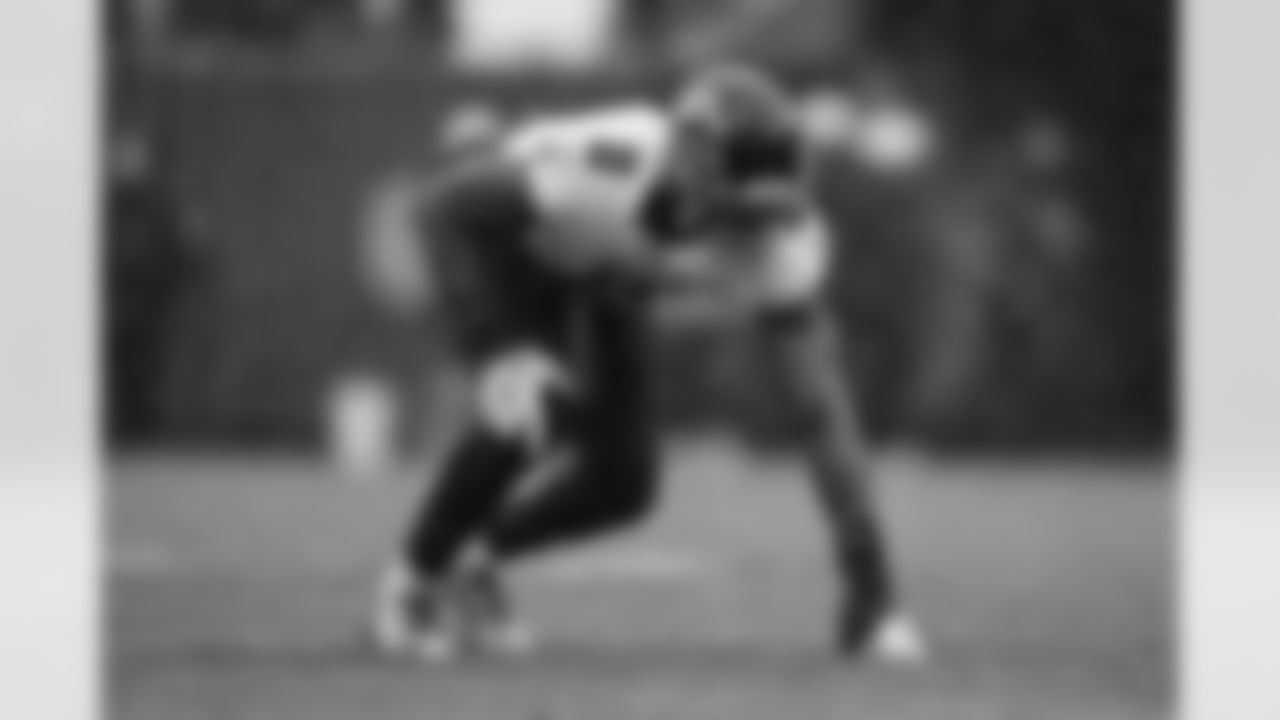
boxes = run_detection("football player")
[370,64,923,663]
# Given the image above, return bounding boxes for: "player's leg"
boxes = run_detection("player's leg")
[402,427,526,567]
[445,420,656,655]
[373,363,527,655]
[756,303,925,661]
[375,339,578,659]
[380,290,579,661]
[450,298,659,652]
[484,416,658,559]
[489,297,657,556]
[373,158,574,659]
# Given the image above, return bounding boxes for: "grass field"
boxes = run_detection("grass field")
[108,445,1173,720]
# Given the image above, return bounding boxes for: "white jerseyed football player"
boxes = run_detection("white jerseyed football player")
[366,63,925,664]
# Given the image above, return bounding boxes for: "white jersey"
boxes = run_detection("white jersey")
[501,103,674,252]
[729,212,832,309]
[499,103,831,308]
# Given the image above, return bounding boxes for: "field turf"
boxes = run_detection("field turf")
[109,446,1172,720]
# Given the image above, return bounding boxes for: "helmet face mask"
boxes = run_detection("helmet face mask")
[671,64,805,185]
[720,129,803,185]
[664,64,810,242]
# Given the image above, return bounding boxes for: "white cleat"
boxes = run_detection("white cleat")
[405,629,461,664]
[370,564,460,663]
[868,613,930,667]
[453,545,539,658]
[474,616,539,658]
[371,565,415,653]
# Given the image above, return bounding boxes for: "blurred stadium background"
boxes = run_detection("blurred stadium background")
[105,0,1173,458]
[106,2,1174,719]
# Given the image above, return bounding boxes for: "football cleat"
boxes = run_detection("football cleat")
[371,563,459,663]
[865,612,930,666]
[839,596,929,666]
[453,548,539,657]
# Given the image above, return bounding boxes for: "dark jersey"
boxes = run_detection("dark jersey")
[420,157,579,360]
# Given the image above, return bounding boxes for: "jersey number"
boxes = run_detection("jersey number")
[585,140,640,176]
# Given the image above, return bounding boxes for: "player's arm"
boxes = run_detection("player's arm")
[361,157,516,317]
[649,190,824,319]
[361,171,438,317]
[642,243,761,328]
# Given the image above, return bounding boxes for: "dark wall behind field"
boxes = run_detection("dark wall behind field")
[113,65,1172,454]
